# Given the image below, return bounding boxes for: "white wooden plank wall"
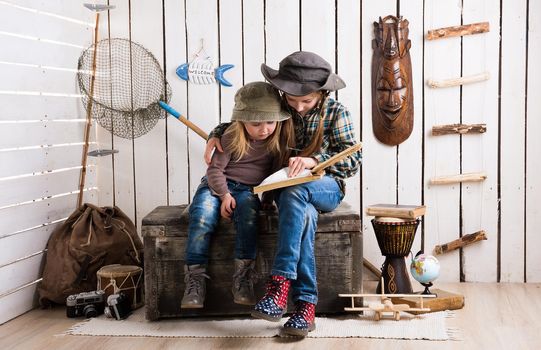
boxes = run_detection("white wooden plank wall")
[107,0,136,224]
[500,0,527,283]
[1,0,540,324]
[399,0,424,277]
[164,0,190,206]
[461,0,499,282]
[336,0,361,217]
[0,0,96,324]
[526,0,541,283]
[424,0,462,283]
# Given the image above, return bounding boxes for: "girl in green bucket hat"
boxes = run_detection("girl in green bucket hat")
[206,51,362,337]
[182,82,295,310]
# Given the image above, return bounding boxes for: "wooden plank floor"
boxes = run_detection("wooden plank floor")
[1,282,540,350]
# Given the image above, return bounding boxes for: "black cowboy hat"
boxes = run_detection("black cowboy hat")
[261,51,346,96]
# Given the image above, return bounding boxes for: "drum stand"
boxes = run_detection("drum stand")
[376,254,414,294]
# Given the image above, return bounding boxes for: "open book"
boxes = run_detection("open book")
[253,143,362,194]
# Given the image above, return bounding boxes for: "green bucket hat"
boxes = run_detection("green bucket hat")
[231,82,290,122]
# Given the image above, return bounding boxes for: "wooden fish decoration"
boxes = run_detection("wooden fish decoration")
[176,57,234,87]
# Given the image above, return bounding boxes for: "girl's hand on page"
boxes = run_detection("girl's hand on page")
[220,193,236,219]
[204,137,223,165]
[287,156,317,177]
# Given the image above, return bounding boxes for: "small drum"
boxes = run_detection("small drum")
[97,264,144,310]
[372,217,420,294]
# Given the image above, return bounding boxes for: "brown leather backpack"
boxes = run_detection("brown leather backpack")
[38,203,143,306]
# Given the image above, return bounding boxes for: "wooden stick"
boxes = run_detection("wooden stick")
[177,116,208,140]
[77,13,100,208]
[426,21,490,40]
[434,230,487,255]
[432,123,487,136]
[363,258,381,279]
[427,72,490,88]
[429,172,487,185]
[158,101,208,140]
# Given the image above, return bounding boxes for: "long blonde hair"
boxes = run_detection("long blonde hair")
[223,119,295,169]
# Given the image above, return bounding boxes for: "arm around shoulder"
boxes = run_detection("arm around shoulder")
[208,122,232,140]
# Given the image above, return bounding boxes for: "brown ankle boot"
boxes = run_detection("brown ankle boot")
[232,259,257,305]
[181,264,210,309]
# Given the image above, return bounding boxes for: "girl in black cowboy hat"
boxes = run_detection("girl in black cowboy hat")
[205,51,362,337]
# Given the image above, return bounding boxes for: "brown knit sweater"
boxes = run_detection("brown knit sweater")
[206,132,273,197]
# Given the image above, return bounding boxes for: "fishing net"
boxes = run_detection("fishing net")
[77,38,171,139]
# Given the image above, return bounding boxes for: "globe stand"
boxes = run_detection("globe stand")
[420,282,437,296]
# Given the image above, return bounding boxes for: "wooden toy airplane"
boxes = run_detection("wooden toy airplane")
[338,279,435,321]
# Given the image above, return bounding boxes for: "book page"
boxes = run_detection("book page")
[257,167,312,187]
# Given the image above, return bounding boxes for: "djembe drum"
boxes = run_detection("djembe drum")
[372,217,419,294]
[97,264,144,310]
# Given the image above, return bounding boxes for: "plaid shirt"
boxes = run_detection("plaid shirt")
[209,97,362,192]
[288,97,361,181]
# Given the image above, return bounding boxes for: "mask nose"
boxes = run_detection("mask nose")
[387,90,400,107]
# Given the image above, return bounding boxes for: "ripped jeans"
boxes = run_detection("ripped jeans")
[185,177,261,265]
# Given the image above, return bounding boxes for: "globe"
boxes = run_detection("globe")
[410,253,440,285]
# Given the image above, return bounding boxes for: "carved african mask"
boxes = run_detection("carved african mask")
[372,16,413,146]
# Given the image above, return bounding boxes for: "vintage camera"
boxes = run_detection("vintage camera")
[104,292,132,320]
[66,290,105,318]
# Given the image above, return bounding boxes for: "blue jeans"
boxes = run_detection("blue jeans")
[272,175,343,305]
[185,178,261,265]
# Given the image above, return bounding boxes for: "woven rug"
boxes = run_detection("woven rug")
[63,308,460,340]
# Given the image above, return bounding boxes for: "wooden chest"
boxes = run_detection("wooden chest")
[142,203,362,320]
